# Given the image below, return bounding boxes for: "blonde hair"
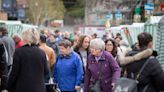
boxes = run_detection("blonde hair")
[22,28,40,45]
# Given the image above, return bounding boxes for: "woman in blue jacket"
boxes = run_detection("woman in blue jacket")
[53,39,83,92]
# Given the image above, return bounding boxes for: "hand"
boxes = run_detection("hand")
[2,89,8,92]
[111,83,115,89]
[75,86,81,91]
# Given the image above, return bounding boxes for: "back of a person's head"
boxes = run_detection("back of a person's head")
[93,33,97,37]
[116,33,121,37]
[40,34,47,43]
[12,33,21,39]
[22,28,40,45]
[0,27,8,35]
[55,30,60,33]
[115,36,122,41]
[138,32,152,48]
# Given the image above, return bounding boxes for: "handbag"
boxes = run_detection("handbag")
[89,80,101,92]
[113,57,152,92]
[45,59,60,92]
[89,62,103,92]
[45,83,57,92]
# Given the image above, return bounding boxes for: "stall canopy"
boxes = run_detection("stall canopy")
[144,15,164,69]
[0,20,38,37]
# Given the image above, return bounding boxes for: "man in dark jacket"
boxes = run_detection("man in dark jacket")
[0,40,8,91]
[0,27,15,70]
[0,27,15,91]
[46,34,59,56]
[123,32,164,92]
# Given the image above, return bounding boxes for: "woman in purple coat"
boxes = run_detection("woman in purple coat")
[84,38,121,92]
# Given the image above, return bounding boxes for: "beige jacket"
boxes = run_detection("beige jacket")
[39,44,56,68]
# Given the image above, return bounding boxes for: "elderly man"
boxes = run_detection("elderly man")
[53,39,83,92]
[12,34,24,48]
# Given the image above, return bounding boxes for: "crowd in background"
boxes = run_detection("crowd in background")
[0,27,164,92]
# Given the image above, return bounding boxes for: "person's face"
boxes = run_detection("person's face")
[92,35,96,39]
[49,35,55,41]
[90,46,101,56]
[0,32,2,36]
[148,41,153,48]
[58,46,70,55]
[13,37,20,44]
[82,37,90,49]
[105,41,113,53]
[115,38,121,45]
[55,32,59,36]
[65,34,69,39]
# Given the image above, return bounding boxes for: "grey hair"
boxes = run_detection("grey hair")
[21,28,40,45]
[12,33,22,39]
[90,38,105,51]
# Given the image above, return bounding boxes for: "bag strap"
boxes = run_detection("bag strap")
[135,56,153,80]
[142,84,150,92]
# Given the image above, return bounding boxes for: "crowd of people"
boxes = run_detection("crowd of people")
[0,27,164,92]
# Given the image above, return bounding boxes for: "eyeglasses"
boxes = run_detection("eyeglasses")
[106,44,113,46]
[90,47,100,51]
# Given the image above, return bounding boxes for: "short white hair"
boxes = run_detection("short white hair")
[90,38,105,51]
[22,28,40,45]
[12,33,22,39]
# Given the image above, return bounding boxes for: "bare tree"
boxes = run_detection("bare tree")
[85,0,106,25]
[26,0,65,25]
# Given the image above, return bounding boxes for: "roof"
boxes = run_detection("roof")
[146,16,163,24]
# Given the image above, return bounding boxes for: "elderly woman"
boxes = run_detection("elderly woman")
[84,39,121,92]
[7,28,49,92]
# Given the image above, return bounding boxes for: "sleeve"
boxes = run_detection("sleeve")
[53,57,58,83]
[0,45,8,90]
[7,50,20,91]
[43,52,49,76]
[75,55,83,86]
[84,58,91,92]
[108,54,121,83]
[149,58,164,91]
[50,50,56,68]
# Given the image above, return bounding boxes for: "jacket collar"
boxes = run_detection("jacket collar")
[124,48,153,64]
[59,51,73,59]
[90,51,106,62]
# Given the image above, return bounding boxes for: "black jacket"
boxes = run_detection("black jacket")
[0,44,8,90]
[7,44,49,92]
[123,50,164,92]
